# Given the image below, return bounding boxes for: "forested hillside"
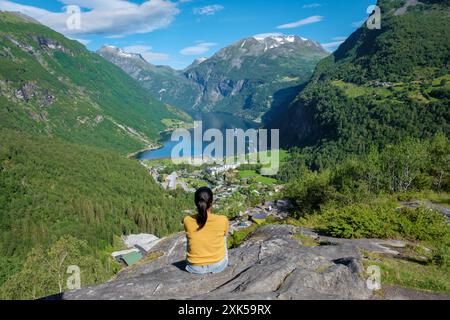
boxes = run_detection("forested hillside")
[0,129,191,299]
[0,12,193,299]
[0,12,189,154]
[270,0,450,168]
[97,46,201,113]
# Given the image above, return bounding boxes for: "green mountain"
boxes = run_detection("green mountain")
[99,35,329,122]
[97,46,200,112]
[270,0,450,167]
[0,12,190,154]
[0,12,192,299]
[0,129,191,299]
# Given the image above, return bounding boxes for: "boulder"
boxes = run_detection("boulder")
[59,225,373,300]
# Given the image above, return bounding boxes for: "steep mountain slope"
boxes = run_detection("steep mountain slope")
[0,12,189,154]
[270,0,450,167]
[0,12,193,299]
[184,35,329,122]
[99,35,329,122]
[97,46,200,112]
[0,129,191,299]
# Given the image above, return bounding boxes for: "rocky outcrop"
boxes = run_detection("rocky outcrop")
[60,225,374,300]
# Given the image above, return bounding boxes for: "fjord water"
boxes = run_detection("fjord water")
[136,112,259,160]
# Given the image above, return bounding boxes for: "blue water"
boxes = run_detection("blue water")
[135,112,259,160]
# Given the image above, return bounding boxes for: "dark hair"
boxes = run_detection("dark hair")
[194,187,213,230]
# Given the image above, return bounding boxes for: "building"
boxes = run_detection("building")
[205,164,240,176]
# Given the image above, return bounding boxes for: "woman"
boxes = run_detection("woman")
[184,187,229,275]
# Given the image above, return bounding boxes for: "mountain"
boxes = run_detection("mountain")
[269,0,450,167]
[0,11,192,299]
[99,34,329,122]
[184,34,329,122]
[0,12,190,154]
[0,129,192,299]
[97,46,200,112]
[184,57,208,71]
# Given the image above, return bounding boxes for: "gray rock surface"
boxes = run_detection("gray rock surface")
[61,225,373,300]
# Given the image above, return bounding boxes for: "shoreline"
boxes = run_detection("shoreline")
[127,143,163,159]
[127,122,196,159]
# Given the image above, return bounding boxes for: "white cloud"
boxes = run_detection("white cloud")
[0,0,180,36]
[332,36,347,41]
[193,4,224,16]
[302,3,322,9]
[105,34,125,39]
[352,19,366,28]
[180,42,217,55]
[70,38,91,46]
[277,15,323,29]
[321,41,344,51]
[123,45,170,62]
[253,32,284,39]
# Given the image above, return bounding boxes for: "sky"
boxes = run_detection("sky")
[0,0,377,69]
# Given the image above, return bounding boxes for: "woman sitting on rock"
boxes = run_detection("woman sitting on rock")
[184,187,229,274]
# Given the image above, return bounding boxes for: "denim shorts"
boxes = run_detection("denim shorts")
[186,237,228,275]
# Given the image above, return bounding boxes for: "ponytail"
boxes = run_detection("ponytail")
[194,187,213,230]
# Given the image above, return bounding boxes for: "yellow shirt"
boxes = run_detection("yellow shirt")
[184,213,229,266]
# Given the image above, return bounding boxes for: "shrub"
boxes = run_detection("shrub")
[320,204,397,239]
[285,170,336,215]
[432,242,450,267]
[319,204,449,242]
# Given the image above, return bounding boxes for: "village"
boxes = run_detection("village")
[112,159,293,266]
[141,159,282,203]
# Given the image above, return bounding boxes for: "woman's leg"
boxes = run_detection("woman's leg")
[185,263,208,275]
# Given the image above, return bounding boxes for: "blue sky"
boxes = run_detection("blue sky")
[0,0,377,69]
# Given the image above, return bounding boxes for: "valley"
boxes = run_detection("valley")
[0,0,449,301]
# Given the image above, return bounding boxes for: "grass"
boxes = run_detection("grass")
[227,217,282,249]
[362,251,450,295]
[294,233,320,247]
[161,118,193,130]
[239,170,278,185]
[332,74,450,105]
[331,80,392,99]
[228,224,259,249]
[181,177,209,189]
[400,191,450,207]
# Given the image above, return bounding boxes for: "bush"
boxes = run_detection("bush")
[320,204,397,239]
[319,204,449,241]
[285,170,336,215]
[432,242,450,267]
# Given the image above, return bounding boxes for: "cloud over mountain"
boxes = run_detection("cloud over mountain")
[277,15,323,29]
[0,0,180,36]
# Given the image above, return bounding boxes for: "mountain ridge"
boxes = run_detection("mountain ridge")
[98,34,329,122]
[268,0,450,167]
[0,11,189,154]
